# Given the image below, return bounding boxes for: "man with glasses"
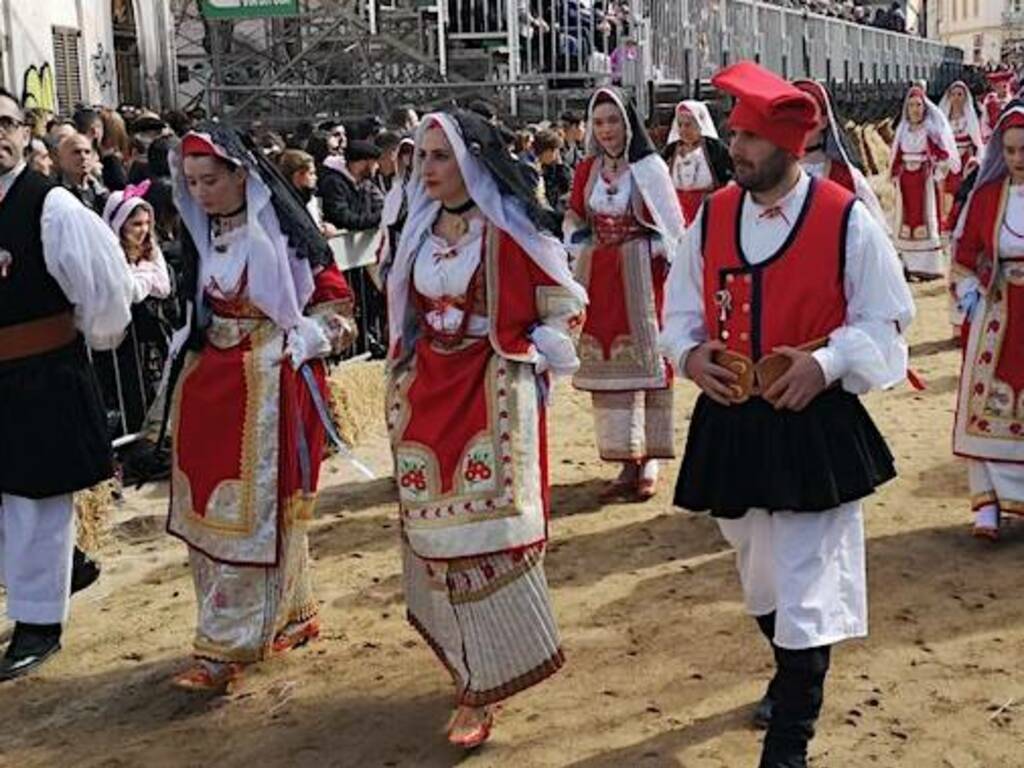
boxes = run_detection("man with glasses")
[0,88,133,681]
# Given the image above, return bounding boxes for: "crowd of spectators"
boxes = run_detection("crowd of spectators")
[763,0,908,32]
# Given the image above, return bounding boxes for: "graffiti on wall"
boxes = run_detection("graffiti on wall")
[21,64,57,112]
[91,43,115,101]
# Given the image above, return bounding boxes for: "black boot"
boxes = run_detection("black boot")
[752,612,779,729]
[758,644,831,768]
[71,547,100,595]
[0,623,62,681]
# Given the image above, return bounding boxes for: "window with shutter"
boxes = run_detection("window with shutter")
[51,27,83,115]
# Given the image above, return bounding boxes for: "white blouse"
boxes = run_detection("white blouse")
[999,187,1024,259]
[671,146,714,191]
[0,164,136,351]
[662,170,915,394]
[412,217,488,336]
[200,221,249,300]
[587,168,633,216]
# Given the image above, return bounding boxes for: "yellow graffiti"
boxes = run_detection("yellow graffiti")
[22,64,57,113]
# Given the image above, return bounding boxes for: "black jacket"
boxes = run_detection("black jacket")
[318,166,383,231]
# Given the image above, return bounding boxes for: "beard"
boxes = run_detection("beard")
[733,148,792,193]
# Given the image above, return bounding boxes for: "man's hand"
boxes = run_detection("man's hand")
[684,340,739,406]
[762,346,826,412]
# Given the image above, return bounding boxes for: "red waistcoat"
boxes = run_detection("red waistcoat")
[828,161,856,194]
[702,178,855,360]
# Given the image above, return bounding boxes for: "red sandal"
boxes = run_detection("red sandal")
[272,617,321,654]
[447,705,495,749]
[171,661,244,693]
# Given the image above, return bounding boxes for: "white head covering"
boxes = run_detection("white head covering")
[890,86,961,176]
[170,137,315,332]
[102,180,154,238]
[667,100,719,144]
[584,87,687,251]
[939,81,983,153]
[386,112,586,355]
[952,104,1024,240]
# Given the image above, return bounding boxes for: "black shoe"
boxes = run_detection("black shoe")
[0,623,62,681]
[752,692,774,729]
[71,547,100,595]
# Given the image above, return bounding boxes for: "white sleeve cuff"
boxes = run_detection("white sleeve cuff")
[812,346,844,388]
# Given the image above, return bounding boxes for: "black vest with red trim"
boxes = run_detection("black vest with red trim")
[0,168,69,328]
[701,177,855,362]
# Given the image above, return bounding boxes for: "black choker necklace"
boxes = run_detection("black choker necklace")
[805,143,824,153]
[442,199,476,215]
[213,203,247,220]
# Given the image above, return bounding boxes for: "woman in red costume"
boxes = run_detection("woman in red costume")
[661,100,732,226]
[166,125,356,691]
[952,101,1024,541]
[385,110,586,748]
[565,87,687,500]
[890,85,960,280]
[939,81,983,232]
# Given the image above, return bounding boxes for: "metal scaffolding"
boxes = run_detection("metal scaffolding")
[172,0,961,126]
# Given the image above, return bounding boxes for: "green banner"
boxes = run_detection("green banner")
[202,0,298,19]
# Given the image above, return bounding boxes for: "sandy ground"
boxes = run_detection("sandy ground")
[2,282,1024,768]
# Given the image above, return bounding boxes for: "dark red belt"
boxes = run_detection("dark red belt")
[0,312,77,362]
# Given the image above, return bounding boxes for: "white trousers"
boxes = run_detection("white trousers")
[0,493,75,624]
[717,501,867,650]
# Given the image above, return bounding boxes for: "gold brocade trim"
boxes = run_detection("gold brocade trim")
[284,491,317,523]
[394,354,521,525]
[194,638,268,664]
[970,491,998,510]
[287,602,320,625]
[999,498,1024,516]
[238,326,266,528]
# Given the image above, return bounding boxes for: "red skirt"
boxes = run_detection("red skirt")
[676,188,711,226]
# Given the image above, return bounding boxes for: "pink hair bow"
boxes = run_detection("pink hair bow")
[123,180,152,200]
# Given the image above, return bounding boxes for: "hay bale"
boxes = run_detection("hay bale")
[74,479,119,553]
[328,360,387,447]
[863,123,892,177]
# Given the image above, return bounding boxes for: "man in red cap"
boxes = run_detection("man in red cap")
[661,61,915,768]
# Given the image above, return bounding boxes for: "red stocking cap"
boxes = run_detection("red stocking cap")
[987,70,1014,86]
[712,60,819,157]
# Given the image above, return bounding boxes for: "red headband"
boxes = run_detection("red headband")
[181,132,239,165]
[1000,112,1024,131]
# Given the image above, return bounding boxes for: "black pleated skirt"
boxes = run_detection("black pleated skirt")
[673,388,895,518]
[0,338,113,498]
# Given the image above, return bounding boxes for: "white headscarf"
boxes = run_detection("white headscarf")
[667,100,719,144]
[584,88,687,251]
[890,86,961,176]
[386,112,586,355]
[939,81,983,154]
[170,140,315,333]
[952,103,1024,242]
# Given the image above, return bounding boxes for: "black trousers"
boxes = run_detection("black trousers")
[755,612,832,768]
